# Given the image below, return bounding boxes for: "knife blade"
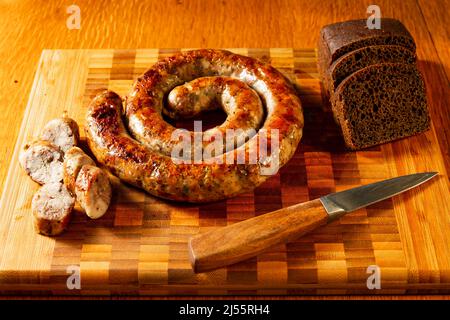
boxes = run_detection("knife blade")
[189,172,438,273]
[320,172,438,221]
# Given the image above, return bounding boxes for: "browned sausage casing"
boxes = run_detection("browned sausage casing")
[85,49,303,202]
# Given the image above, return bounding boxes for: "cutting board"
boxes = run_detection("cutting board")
[0,49,449,296]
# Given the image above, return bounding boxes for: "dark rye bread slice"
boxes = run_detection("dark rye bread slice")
[324,45,417,96]
[317,18,416,84]
[333,63,430,150]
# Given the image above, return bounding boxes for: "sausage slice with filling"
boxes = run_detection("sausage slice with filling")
[19,141,64,185]
[63,147,96,194]
[40,117,80,153]
[32,182,75,236]
[75,165,112,219]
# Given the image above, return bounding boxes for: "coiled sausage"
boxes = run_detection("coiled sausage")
[85,49,303,202]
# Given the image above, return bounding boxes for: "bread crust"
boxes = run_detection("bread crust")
[317,18,416,77]
[325,45,416,96]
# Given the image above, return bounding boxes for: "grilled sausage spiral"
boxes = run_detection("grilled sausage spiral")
[85,49,303,202]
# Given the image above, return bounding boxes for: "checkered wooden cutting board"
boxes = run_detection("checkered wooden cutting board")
[0,49,449,295]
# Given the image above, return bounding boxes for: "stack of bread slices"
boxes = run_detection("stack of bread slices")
[317,18,430,149]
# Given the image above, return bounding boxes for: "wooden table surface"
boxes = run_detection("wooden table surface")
[0,0,448,299]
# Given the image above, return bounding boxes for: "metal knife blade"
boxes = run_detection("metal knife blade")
[189,172,438,273]
[320,172,438,221]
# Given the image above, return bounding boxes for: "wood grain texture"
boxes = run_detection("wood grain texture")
[417,0,450,82]
[0,0,449,197]
[0,48,449,296]
[189,199,329,273]
[0,0,448,298]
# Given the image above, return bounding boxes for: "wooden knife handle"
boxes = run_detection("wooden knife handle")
[188,198,329,273]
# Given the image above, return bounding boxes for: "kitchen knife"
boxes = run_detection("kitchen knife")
[188,172,438,273]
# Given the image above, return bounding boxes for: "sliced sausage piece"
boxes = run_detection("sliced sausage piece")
[19,141,64,185]
[40,117,80,153]
[63,147,95,194]
[75,165,111,219]
[65,146,85,158]
[32,182,75,236]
